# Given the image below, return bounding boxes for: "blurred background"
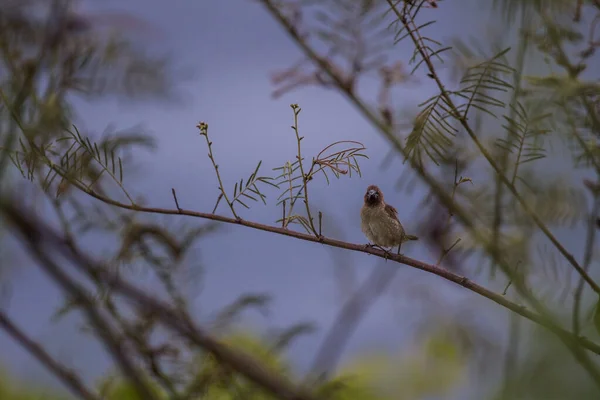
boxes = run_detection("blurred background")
[1,0,600,399]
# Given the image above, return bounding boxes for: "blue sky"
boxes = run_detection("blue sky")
[1,0,578,395]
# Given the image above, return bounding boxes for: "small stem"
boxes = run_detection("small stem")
[171,188,181,211]
[291,105,318,236]
[318,211,322,237]
[212,193,223,215]
[282,200,286,228]
[436,238,461,266]
[197,122,238,219]
[286,162,296,217]
[436,159,461,265]
[503,261,522,295]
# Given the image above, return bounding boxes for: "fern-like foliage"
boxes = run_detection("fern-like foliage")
[387,0,453,75]
[559,102,600,171]
[393,8,515,167]
[273,160,309,230]
[43,125,154,203]
[272,140,367,232]
[404,94,457,167]
[213,160,278,213]
[495,101,551,184]
[455,47,514,120]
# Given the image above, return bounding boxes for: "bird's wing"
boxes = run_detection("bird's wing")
[384,204,400,222]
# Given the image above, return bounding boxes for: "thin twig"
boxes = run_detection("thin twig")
[291,104,318,235]
[502,261,522,296]
[436,237,461,266]
[197,122,238,219]
[282,199,286,228]
[318,211,322,237]
[171,188,181,211]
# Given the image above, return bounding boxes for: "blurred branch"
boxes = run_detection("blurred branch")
[502,312,521,398]
[0,310,101,400]
[4,227,160,400]
[0,199,322,400]
[308,262,397,382]
[573,180,600,335]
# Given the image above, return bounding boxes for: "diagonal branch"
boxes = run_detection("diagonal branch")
[11,238,159,400]
[0,310,101,400]
[1,200,321,400]
[386,0,600,295]
[15,177,600,357]
[308,262,398,382]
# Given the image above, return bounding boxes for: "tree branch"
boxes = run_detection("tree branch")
[0,310,101,400]
[20,179,600,356]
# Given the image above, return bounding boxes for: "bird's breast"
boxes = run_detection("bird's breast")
[360,206,404,247]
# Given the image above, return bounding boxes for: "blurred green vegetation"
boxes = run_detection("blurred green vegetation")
[0,328,471,400]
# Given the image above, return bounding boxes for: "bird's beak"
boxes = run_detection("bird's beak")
[367,189,378,200]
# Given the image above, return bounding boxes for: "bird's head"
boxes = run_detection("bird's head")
[364,185,383,206]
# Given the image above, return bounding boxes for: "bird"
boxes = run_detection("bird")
[360,184,418,255]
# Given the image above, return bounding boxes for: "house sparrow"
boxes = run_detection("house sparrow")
[360,185,418,255]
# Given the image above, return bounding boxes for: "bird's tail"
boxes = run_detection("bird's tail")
[404,234,419,241]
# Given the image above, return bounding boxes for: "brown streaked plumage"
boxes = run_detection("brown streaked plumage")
[360,184,418,254]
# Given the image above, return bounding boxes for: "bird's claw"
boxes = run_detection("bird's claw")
[364,244,394,260]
